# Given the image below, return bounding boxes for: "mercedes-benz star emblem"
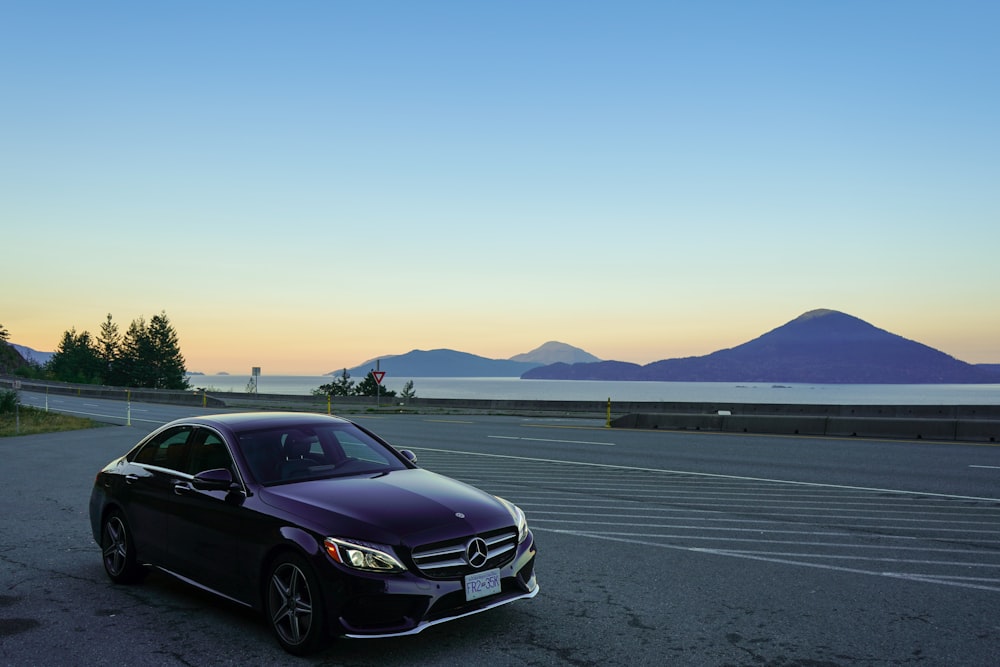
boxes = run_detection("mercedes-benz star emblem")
[465,537,489,569]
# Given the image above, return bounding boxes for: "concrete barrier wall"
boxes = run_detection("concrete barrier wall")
[607,402,1000,420]
[3,375,996,442]
[1,377,226,408]
[612,412,998,443]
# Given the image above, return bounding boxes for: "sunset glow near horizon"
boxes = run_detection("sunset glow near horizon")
[4,2,999,375]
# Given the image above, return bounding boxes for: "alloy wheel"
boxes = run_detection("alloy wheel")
[103,516,128,577]
[268,562,314,647]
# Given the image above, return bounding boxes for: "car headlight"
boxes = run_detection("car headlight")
[324,537,406,573]
[497,497,529,544]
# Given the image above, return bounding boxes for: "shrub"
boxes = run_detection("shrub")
[0,389,18,414]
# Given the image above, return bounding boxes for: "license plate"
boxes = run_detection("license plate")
[465,568,501,601]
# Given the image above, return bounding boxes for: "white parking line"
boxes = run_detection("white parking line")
[487,435,615,447]
[697,550,1000,570]
[522,508,1000,529]
[416,447,1000,597]
[533,527,1000,593]
[531,517,854,536]
[415,446,1000,502]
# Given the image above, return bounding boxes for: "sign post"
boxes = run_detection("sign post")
[13,380,20,435]
[372,360,385,408]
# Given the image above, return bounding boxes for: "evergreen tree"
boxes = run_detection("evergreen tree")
[97,313,122,385]
[148,311,188,389]
[46,328,102,384]
[400,380,416,401]
[353,372,396,398]
[119,317,153,388]
[313,369,355,397]
[42,311,188,389]
[0,323,25,374]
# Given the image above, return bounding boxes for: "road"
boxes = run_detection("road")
[3,392,1000,665]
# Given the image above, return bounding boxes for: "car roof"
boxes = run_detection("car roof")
[175,412,352,431]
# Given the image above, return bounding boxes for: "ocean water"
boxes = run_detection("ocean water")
[186,374,1000,405]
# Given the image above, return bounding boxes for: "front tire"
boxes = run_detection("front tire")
[266,553,328,655]
[101,511,146,584]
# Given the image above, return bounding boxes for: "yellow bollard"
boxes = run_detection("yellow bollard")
[606,397,611,428]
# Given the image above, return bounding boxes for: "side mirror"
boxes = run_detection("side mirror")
[192,468,235,491]
[399,449,418,465]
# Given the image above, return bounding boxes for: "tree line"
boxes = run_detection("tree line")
[313,369,417,400]
[4,318,417,399]
[2,313,189,390]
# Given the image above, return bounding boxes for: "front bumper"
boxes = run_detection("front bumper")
[329,531,538,638]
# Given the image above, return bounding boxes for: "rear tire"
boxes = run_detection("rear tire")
[265,552,328,655]
[101,511,146,584]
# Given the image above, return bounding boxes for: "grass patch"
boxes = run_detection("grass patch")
[0,406,105,437]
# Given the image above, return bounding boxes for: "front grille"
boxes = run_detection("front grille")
[411,527,518,579]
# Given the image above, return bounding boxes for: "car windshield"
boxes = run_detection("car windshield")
[236,421,408,485]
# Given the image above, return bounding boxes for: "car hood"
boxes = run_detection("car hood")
[258,468,513,545]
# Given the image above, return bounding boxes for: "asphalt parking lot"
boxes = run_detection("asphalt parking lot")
[2,411,1000,665]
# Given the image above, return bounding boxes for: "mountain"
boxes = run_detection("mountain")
[1,344,28,374]
[10,344,54,366]
[508,341,601,365]
[336,349,543,378]
[522,309,1000,384]
[521,359,645,381]
[335,341,599,378]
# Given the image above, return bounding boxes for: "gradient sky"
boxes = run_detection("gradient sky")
[3,1,998,375]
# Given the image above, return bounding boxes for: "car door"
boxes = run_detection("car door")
[124,425,196,570]
[166,426,255,602]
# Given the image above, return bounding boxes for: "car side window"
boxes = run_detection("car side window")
[239,432,283,484]
[188,429,234,475]
[132,426,195,471]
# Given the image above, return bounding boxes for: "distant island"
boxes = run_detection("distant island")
[334,341,599,378]
[522,309,1000,384]
[334,309,999,384]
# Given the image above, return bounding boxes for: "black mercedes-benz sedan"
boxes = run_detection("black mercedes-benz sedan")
[89,412,538,655]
